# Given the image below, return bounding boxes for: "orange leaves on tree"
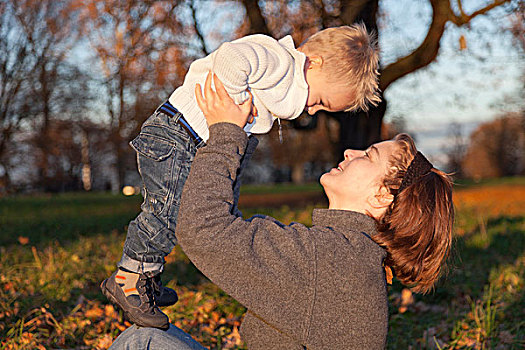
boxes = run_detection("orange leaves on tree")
[459,34,467,50]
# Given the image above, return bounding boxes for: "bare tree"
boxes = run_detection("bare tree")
[82,0,201,190]
[9,0,94,191]
[0,0,37,191]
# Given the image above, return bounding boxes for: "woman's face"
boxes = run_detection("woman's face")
[320,140,397,213]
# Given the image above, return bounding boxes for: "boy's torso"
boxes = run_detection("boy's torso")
[167,34,309,142]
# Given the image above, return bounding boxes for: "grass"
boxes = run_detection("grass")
[0,192,142,246]
[240,182,322,195]
[453,176,525,188]
[0,178,524,349]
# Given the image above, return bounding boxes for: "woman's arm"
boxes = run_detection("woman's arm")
[176,74,316,333]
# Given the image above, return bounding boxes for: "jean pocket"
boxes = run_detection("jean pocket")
[132,133,178,216]
[131,133,175,162]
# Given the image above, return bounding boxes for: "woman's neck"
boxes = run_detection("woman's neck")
[327,198,368,215]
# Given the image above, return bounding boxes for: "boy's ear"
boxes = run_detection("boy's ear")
[307,55,323,69]
[368,186,394,210]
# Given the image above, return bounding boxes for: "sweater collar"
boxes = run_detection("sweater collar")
[278,35,308,90]
[312,209,378,237]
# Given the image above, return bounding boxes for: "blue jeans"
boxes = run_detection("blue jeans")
[118,108,205,274]
[109,324,206,350]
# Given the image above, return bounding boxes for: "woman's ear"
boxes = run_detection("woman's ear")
[368,186,394,210]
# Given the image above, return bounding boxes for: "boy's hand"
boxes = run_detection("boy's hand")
[195,72,254,128]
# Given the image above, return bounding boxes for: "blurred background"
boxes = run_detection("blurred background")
[1,0,525,349]
[0,0,523,194]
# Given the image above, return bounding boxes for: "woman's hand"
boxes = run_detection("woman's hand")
[195,72,254,128]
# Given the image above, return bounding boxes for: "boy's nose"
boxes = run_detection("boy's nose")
[307,105,322,115]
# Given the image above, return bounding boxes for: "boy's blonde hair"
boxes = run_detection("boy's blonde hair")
[300,23,381,112]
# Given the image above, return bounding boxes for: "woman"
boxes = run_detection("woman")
[109,73,453,350]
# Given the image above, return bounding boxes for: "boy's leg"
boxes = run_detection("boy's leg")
[101,109,200,329]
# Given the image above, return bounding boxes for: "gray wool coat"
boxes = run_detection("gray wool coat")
[176,123,389,350]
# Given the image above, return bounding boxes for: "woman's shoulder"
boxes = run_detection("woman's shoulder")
[310,209,386,261]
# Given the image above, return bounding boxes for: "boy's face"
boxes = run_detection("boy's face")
[303,59,356,115]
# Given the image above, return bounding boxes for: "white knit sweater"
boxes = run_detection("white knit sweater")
[168,34,308,141]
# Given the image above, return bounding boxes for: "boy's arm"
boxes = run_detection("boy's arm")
[211,35,295,104]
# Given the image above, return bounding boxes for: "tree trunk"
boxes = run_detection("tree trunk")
[291,164,305,184]
[38,63,51,191]
[333,0,384,155]
[115,74,126,191]
[336,96,386,155]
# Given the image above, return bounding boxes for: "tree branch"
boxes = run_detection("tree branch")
[380,0,509,91]
[241,0,271,35]
[189,0,208,56]
[450,0,510,25]
[340,0,372,25]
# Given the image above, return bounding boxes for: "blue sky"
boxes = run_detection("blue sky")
[381,1,522,118]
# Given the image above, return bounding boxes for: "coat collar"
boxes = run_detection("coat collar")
[312,209,378,237]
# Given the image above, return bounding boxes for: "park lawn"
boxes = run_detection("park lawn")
[0,179,524,349]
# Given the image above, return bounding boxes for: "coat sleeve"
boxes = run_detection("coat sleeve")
[176,122,315,337]
[211,35,296,104]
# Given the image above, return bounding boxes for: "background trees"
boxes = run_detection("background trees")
[81,0,195,190]
[462,113,525,179]
[0,0,40,191]
[0,0,522,192]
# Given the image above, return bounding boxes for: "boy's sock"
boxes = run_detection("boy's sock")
[116,267,178,306]
[114,269,140,297]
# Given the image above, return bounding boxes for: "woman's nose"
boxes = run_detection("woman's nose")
[344,149,361,159]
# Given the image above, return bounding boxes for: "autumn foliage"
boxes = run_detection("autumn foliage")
[462,113,525,180]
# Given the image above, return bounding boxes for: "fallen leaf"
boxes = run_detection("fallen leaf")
[499,330,514,344]
[95,334,113,350]
[85,306,104,319]
[104,304,117,318]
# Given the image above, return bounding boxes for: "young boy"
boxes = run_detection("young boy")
[101,23,380,330]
